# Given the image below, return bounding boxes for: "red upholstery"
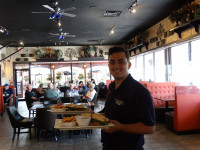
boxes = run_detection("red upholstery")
[0,87,4,115]
[145,82,177,108]
[173,86,200,131]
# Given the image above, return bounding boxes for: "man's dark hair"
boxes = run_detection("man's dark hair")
[108,47,130,62]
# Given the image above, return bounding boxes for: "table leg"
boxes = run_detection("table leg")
[166,101,169,112]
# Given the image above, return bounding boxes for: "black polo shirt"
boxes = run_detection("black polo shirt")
[101,74,156,150]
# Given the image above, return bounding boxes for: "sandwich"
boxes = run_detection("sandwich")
[90,113,108,126]
[81,113,92,117]
[66,104,88,111]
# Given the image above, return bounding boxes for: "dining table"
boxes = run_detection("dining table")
[155,97,175,112]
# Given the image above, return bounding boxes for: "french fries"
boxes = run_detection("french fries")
[62,116,76,122]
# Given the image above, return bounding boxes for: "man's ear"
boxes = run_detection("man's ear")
[128,62,131,69]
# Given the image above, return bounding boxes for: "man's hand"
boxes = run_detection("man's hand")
[103,120,122,133]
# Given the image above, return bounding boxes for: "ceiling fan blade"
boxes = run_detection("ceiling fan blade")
[61,12,76,17]
[49,33,58,36]
[63,33,69,36]
[62,7,76,12]
[42,5,55,12]
[65,35,76,38]
[31,12,50,14]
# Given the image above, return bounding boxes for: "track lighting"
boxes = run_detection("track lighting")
[109,26,115,35]
[129,0,139,14]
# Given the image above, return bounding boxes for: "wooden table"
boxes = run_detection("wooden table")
[155,97,175,112]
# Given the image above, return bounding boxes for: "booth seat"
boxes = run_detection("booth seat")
[0,85,16,116]
[139,81,149,87]
[165,86,200,133]
[145,82,177,108]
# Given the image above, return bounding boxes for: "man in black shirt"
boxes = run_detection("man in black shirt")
[3,84,13,106]
[101,47,156,150]
[25,84,40,109]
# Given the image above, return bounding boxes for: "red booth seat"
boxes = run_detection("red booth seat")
[145,82,177,108]
[173,86,200,132]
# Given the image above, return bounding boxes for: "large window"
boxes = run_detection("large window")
[91,62,110,85]
[171,43,190,85]
[54,63,71,86]
[191,39,200,86]
[133,55,144,81]
[144,53,154,81]
[155,50,165,82]
[31,64,50,88]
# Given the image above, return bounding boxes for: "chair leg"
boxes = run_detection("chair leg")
[37,128,41,141]
[29,128,32,140]
[29,110,31,118]
[18,128,20,136]
[12,128,16,141]
[53,128,57,141]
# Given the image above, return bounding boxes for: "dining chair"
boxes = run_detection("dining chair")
[7,106,34,141]
[35,108,57,141]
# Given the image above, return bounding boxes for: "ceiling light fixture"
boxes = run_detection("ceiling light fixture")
[129,0,139,14]
[0,26,8,35]
[100,39,104,44]
[109,25,115,35]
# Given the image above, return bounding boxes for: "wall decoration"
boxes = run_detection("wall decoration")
[65,48,77,60]
[156,24,165,40]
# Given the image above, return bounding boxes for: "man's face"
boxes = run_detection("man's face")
[4,86,9,90]
[108,52,131,80]
[28,85,32,91]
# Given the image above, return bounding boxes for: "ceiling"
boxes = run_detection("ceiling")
[0,0,189,47]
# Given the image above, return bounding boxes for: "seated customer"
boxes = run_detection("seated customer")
[79,86,88,96]
[65,83,78,97]
[36,83,44,98]
[3,84,13,106]
[44,83,59,99]
[83,83,96,103]
[25,84,40,109]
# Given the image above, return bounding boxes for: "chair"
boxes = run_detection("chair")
[25,98,35,118]
[35,108,57,141]
[88,93,98,110]
[7,106,34,141]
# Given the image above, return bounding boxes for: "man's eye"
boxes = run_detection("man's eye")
[109,61,115,65]
[118,61,125,64]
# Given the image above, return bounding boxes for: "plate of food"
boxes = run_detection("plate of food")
[55,113,114,129]
[60,116,77,127]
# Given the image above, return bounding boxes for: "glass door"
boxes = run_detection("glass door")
[15,69,29,99]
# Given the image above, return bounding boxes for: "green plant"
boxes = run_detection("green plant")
[46,74,52,81]
[55,49,63,60]
[56,72,62,80]
[78,73,84,79]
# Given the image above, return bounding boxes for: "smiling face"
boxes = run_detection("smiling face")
[108,51,131,81]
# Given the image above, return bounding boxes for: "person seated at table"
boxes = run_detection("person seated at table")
[3,84,13,106]
[25,84,40,109]
[44,83,59,99]
[65,83,79,97]
[53,82,61,93]
[91,79,99,92]
[83,83,96,103]
[78,81,84,91]
[36,83,44,98]
[79,86,88,96]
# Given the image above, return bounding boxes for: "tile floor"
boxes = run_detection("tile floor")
[0,101,200,150]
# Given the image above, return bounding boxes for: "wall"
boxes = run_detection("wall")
[0,45,112,85]
[129,0,200,55]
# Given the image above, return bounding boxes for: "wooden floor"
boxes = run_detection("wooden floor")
[0,101,200,150]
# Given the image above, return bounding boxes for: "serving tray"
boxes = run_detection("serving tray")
[54,119,114,130]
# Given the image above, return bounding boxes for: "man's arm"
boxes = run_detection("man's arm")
[103,120,155,134]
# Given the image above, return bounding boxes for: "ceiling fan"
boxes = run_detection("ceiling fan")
[48,28,76,40]
[31,1,76,19]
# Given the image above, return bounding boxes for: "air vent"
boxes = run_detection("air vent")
[103,11,121,17]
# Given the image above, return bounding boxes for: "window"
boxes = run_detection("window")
[155,50,165,82]
[191,39,200,86]
[144,53,154,81]
[171,43,190,85]
[133,55,144,81]
[91,62,110,85]
[30,64,50,88]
